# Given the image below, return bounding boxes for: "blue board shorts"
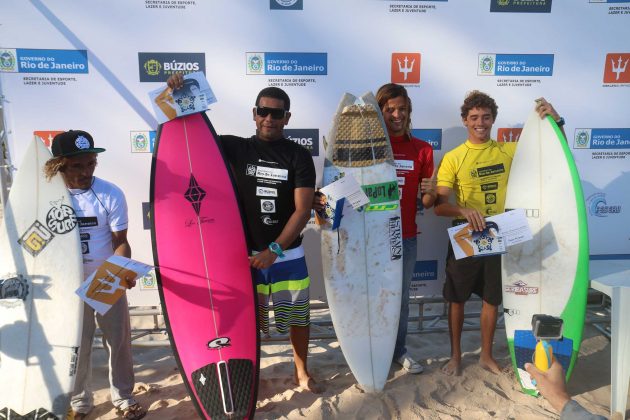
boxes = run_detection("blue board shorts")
[254,245,310,335]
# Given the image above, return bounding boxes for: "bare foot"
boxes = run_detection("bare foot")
[479,355,501,374]
[295,375,324,394]
[441,358,461,376]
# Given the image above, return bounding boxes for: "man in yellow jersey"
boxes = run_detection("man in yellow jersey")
[434,91,564,376]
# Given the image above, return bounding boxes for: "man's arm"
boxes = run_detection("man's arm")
[420,168,437,209]
[111,229,136,287]
[434,186,486,231]
[536,97,566,139]
[249,187,315,270]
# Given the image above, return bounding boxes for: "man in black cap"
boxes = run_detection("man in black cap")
[44,131,146,420]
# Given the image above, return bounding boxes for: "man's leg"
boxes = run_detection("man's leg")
[290,324,320,392]
[71,303,97,414]
[393,237,423,373]
[479,301,500,374]
[96,294,137,410]
[442,301,464,376]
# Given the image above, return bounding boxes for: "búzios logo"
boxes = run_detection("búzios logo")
[490,0,552,13]
[285,128,319,156]
[144,59,162,76]
[497,128,522,142]
[586,192,621,217]
[0,49,17,72]
[138,52,205,82]
[574,129,591,148]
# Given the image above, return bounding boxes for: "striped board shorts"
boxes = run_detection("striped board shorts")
[254,245,310,335]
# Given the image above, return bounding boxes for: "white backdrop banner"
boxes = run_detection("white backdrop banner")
[1,0,629,305]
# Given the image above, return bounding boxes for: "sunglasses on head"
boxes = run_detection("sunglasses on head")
[256,107,286,120]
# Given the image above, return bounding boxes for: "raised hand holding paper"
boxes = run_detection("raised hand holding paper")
[149,71,217,123]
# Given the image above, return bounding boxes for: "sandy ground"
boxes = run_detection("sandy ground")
[82,303,619,420]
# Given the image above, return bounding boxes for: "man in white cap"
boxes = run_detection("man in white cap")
[44,130,146,420]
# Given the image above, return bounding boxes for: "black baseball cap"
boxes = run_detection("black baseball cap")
[51,130,106,157]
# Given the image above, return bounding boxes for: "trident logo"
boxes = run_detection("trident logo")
[611,56,629,81]
[397,56,415,81]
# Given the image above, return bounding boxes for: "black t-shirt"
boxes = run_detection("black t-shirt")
[219,135,316,252]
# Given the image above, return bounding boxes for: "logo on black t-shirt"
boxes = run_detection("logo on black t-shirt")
[261,199,276,213]
[246,164,257,176]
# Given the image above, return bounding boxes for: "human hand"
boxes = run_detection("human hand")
[420,168,437,197]
[535,97,560,121]
[166,72,185,90]
[249,249,277,270]
[460,208,486,231]
[525,361,571,413]
[313,190,326,211]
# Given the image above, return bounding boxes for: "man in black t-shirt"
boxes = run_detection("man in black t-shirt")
[168,75,320,393]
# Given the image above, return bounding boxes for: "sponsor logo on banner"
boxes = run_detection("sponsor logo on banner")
[497,128,522,142]
[412,260,438,281]
[586,192,622,217]
[389,216,403,260]
[603,53,630,84]
[490,0,553,13]
[0,49,17,72]
[391,53,421,84]
[139,270,158,290]
[574,128,630,149]
[255,166,289,181]
[246,52,327,75]
[411,128,442,150]
[270,0,303,9]
[0,49,88,74]
[130,131,156,153]
[505,280,539,295]
[260,199,276,213]
[34,130,63,147]
[284,129,319,156]
[478,54,553,76]
[138,52,205,82]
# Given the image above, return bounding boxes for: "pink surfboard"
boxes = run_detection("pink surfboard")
[151,113,258,419]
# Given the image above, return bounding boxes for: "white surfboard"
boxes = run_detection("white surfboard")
[320,92,402,392]
[0,138,84,418]
[502,109,589,396]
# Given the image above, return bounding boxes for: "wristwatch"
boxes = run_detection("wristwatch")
[555,117,565,127]
[268,242,285,258]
